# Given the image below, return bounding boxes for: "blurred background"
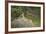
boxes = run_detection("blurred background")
[11,6,40,28]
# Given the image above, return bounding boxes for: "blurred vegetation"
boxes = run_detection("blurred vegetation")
[11,6,41,27]
[31,7,40,27]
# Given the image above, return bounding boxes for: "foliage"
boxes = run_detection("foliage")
[11,6,40,27]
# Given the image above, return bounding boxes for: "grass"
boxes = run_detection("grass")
[32,16,40,27]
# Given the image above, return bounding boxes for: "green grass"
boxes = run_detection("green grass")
[32,16,40,27]
[24,14,40,27]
